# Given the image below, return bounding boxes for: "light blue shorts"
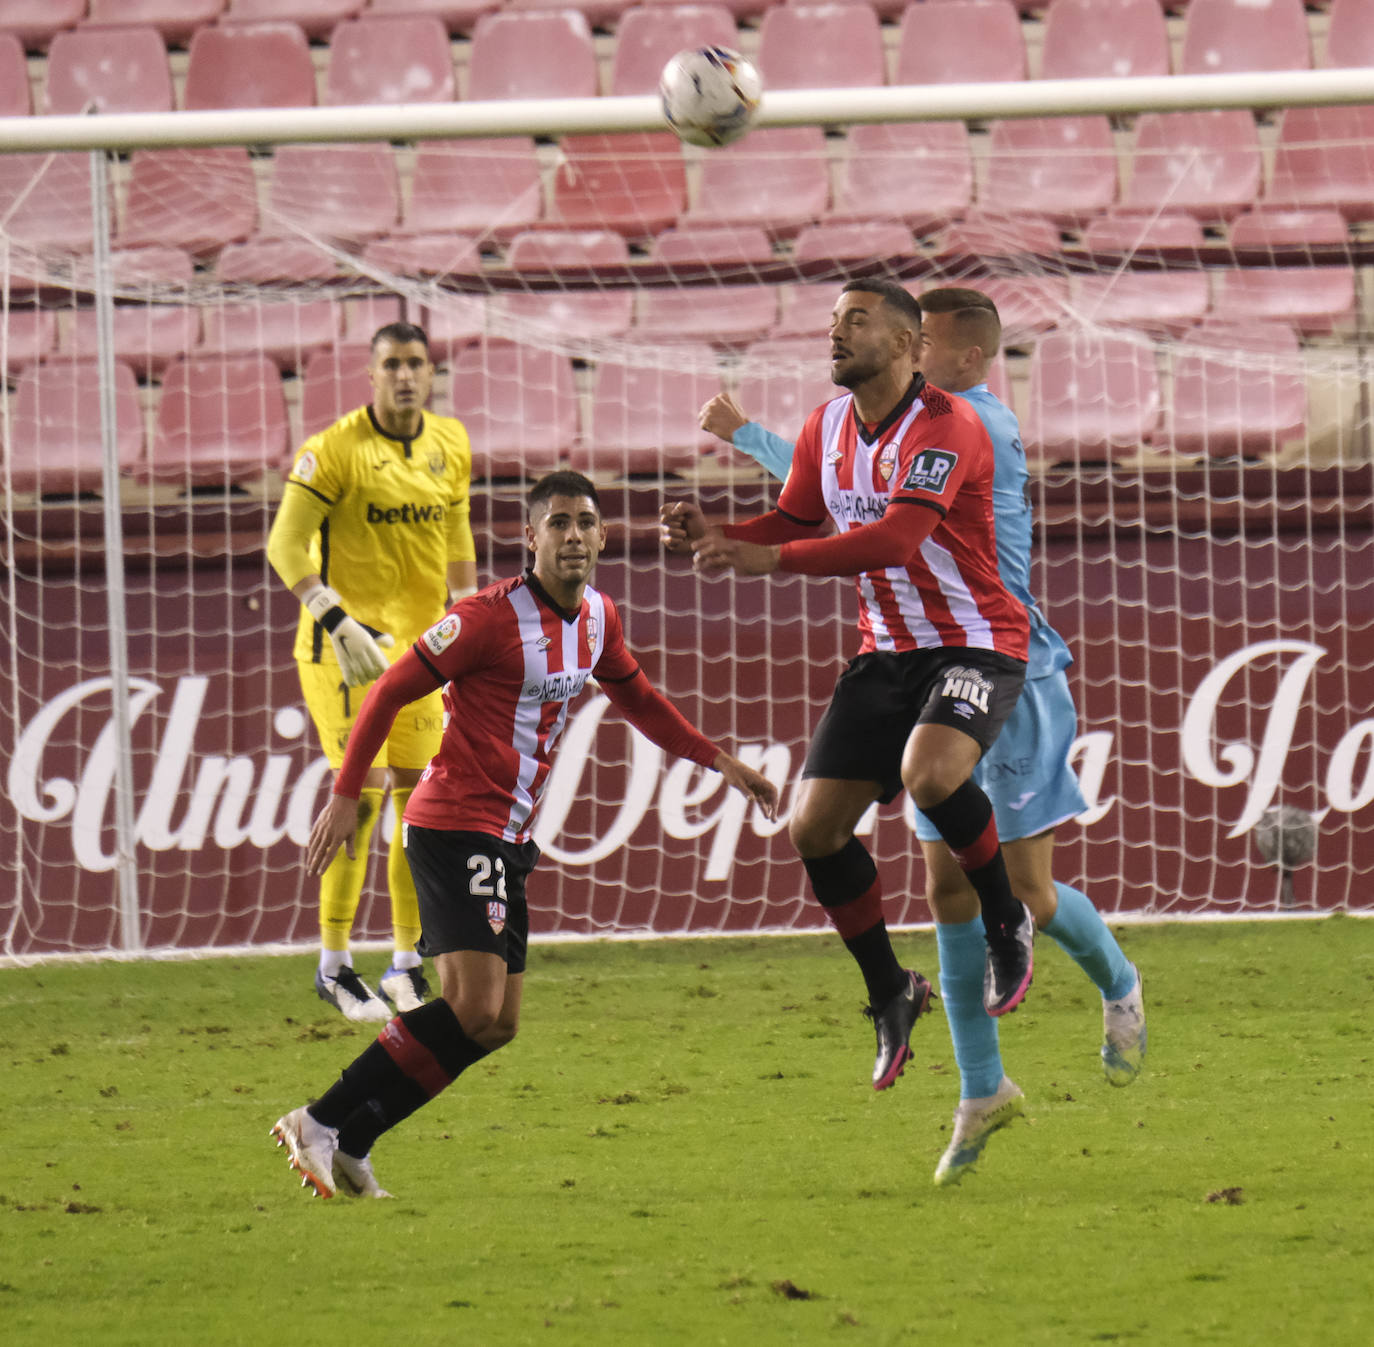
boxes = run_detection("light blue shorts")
[913,667,1088,844]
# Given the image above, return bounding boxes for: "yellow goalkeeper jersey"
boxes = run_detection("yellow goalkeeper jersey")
[269,405,475,667]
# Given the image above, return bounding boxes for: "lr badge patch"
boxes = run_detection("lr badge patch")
[902,448,958,493]
[487,899,507,935]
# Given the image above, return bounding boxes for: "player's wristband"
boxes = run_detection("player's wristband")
[448,584,478,604]
[301,582,347,633]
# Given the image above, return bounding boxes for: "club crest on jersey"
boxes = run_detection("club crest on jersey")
[294,450,318,483]
[877,442,899,483]
[487,899,506,935]
[585,616,599,647]
[902,448,958,494]
[428,451,445,476]
[422,613,461,656]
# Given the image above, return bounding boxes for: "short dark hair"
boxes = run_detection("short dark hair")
[527,470,601,519]
[840,278,922,328]
[370,321,430,355]
[918,287,1002,351]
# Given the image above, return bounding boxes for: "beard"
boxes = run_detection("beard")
[831,352,884,388]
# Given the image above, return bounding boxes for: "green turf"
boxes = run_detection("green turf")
[2,918,1371,1345]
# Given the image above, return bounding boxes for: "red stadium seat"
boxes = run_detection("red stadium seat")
[578,348,721,474]
[84,1,226,47]
[984,117,1118,227]
[1212,209,1356,334]
[649,225,775,266]
[5,359,143,495]
[200,300,342,371]
[1123,111,1261,223]
[1071,214,1210,335]
[326,15,454,106]
[609,5,738,94]
[757,2,886,90]
[1,310,57,374]
[44,25,172,113]
[223,0,360,42]
[494,230,635,340]
[793,221,915,264]
[978,277,1069,344]
[937,212,1061,261]
[635,285,778,346]
[0,151,102,251]
[362,234,483,277]
[642,0,769,22]
[446,341,579,479]
[404,138,543,242]
[731,337,835,452]
[1265,106,1374,222]
[423,295,488,361]
[265,144,399,244]
[503,0,638,32]
[826,122,973,235]
[215,237,349,284]
[300,343,373,440]
[183,22,316,110]
[894,0,1026,84]
[0,32,30,113]
[679,127,829,239]
[0,0,84,51]
[120,147,258,257]
[546,133,687,239]
[771,283,841,339]
[147,354,290,484]
[341,297,403,343]
[1040,0,1170,80]
[1324,0,1374,68]
[364,0,499,35]
[1179,0,1310,74]
[1024,329,1162,465]
[1165,321,1307,459]
[465,11,598,100]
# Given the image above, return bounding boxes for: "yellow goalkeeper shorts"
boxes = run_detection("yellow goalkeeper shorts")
[297,660,445,772]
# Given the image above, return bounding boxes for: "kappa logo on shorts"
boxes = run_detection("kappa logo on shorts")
[940,666,992,714]
[902,448,958,494]
[487,899,507,935]
[422,613,461,656]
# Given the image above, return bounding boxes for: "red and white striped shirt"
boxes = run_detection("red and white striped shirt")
[773,380,1029,660]
[333,571,719,843]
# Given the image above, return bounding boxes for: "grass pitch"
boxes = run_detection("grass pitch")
[2,918,1371,1346]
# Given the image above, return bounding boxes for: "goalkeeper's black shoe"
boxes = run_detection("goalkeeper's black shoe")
[983,903,1035,1017]
[864,969,935,1091]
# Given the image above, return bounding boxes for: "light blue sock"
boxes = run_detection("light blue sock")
[1044,883,1137,1001]
[935,917,1003,1101]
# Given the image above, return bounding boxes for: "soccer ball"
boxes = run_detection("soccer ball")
[1252,805,1317,870]
[659,46,762,149]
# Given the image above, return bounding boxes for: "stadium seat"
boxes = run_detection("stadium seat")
[84,1,226,47]
[826,122,973,235]
[265,144,399,244]
[1165,321,1307,459]
[1123,111,1261,222]
[215,237,349,284]
[493,230,635,340]
[679,127,829,239]
[1,310,57,374]
[649,225,775,267]
[894,0,1026,84]
[1039,0,1170,80]
[0,33,30,114]
[325,15,455,106]
[978,277,1069,344]
[365,0,499,36]
[609,5,738,95]
[546,133,687,239]
[119,147,258,257]
[1178,0,1310,74]
[300,343,374,440]
[1023,328,1162,465]
[503,0,639,32]
[757,2,886,90]
[642,0,769,22]
[1070,214,1210,335]
[1323,0,1374,68]
[199,299,342,372]
[0,151,101,252]
[5,359,144,495]
[44,26,172,114]
[771,283,842,339]
[731,337,836,451]
[577,348,721,474]
[146,354,290,485]
[65,305,200,380]
[404,138,543,242]
[223,0,360,41]
[183,22,316,109]
[1211,209,1356,335]
[446,341,579,479]
[423,294,488,361]
[1264,106,1374,222]
[792,221,915,264]
[362,234,483,277]
[0,0,84,51]
[984,117,1118,227]
[937,212,1061,261]
[465,11,598,100]
[341,296,403,343]
[635,284,778,346]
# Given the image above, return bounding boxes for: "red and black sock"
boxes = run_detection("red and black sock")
[803,837,905,1008]
[920,779,1022,934]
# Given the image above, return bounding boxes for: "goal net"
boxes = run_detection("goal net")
[2,89,1372,960]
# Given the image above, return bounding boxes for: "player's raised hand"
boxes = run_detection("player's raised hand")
[306,795,361,876]
[713,752,780,822]
[692,534,781,577]
[698,392,749,444]
[659,500,709,555]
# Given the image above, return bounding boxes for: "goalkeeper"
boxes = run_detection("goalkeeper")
[267,322,477,1024]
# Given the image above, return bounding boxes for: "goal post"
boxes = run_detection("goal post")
[3,71,1373,960]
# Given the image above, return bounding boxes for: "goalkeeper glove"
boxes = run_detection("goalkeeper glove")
[301,583,394,687]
